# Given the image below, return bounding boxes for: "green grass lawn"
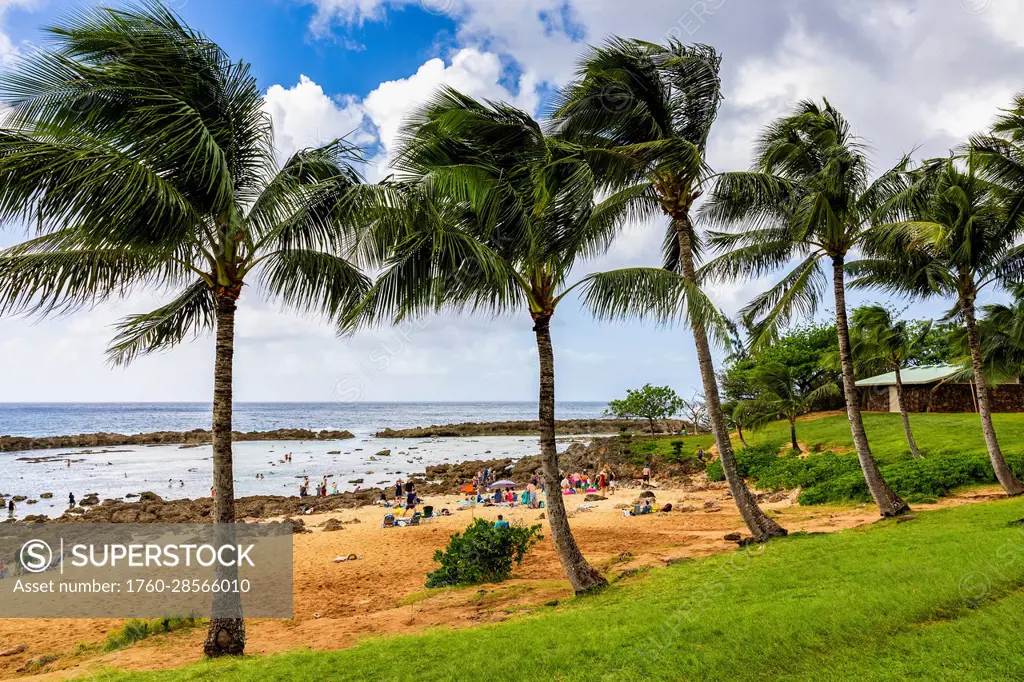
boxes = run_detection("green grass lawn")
[748,411,1024,464]
[99,498,1024,681]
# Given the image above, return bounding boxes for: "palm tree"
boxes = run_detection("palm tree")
[849,306,930,459]
[0,4,370,654]
[552,38,787,541]
[743,362,837,450]
[700,99,911,517]
[345,89,647,594]
[852,157,1024,495]
[969,286,1024,383]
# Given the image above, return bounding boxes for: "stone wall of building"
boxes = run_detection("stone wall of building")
[860,383,1024,413]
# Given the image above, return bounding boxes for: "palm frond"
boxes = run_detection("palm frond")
[106,278,215,366]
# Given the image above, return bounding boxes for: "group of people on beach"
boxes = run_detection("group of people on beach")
[560,467,616,496]
[299,475,339,497]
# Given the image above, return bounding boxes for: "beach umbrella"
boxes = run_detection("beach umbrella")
[488,480,516,489]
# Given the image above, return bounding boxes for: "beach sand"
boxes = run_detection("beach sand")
[0,484,1008,680]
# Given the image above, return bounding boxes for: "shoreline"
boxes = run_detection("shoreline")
[0,419,685,452]
[376,418,684,438]
[0,428,355,453]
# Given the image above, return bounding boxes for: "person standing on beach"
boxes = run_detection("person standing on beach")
[395,479,404,506]
[68,492,75,508]
[403,489,418,517]
[641,465,651,488]
[8,499,15,516]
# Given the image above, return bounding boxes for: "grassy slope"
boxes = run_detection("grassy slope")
[103,499,1024,682]
[748,412,1024,464]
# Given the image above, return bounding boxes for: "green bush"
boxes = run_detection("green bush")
[426,518,543,588]
[707,445,1024,506]
[705,444,779,481]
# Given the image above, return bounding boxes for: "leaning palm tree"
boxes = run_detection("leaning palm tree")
[345,89,653,593]
[852,157,1024,495]
[0,4,370,654]
[849,306,930,459]
[700,99,911,517]
[552,38,786,540]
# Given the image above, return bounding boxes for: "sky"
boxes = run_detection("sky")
[0,0,1023,404]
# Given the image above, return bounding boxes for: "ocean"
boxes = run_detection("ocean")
[0,402,607,520]
[0,402,608,438]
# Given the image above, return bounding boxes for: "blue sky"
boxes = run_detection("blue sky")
[1,0,1023,404]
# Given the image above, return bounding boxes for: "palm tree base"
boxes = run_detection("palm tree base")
[571,568,609,595]
[878,499,913,518]
[203,618,245,657]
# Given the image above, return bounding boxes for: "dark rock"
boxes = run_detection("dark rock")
[0,428,355,453]
[39,493,53,499]
[138,492,163,503]
[584,494,607,502]
[322,518,344,532]
[896,514,918,524]
[723,532,743,543]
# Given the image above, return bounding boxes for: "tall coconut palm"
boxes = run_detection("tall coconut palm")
[743,362,837,450]
[0,4,371,654]
[849,306,930,459]
[700,99,911,517]
[552,38,786,540]
[851,157,1024,495]
[344,88,660,593]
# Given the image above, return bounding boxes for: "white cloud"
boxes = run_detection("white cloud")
[362,47,538,168]
[262,75,369,163]
[0,0,38,65]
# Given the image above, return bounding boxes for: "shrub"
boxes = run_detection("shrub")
[426,518,543,588]
[707,445,1024,506]
[706,444,779,482]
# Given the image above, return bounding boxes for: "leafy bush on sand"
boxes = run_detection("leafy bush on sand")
[426,519,543,588]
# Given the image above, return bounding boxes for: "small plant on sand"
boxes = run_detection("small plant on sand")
[103,617,205,652]
[426,519,543,588]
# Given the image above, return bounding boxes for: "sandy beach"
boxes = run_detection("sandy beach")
[0,482,1006,680]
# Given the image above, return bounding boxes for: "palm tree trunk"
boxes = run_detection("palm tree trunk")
[648,417,655,434]
[893,366,922,459]
[676,218,786,540]
[831,256,909,516]
[737,423,748,448]
[790,419,798,451]
[204,292,246,657]
[533,314,607,594]
[963,298,1024,495]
